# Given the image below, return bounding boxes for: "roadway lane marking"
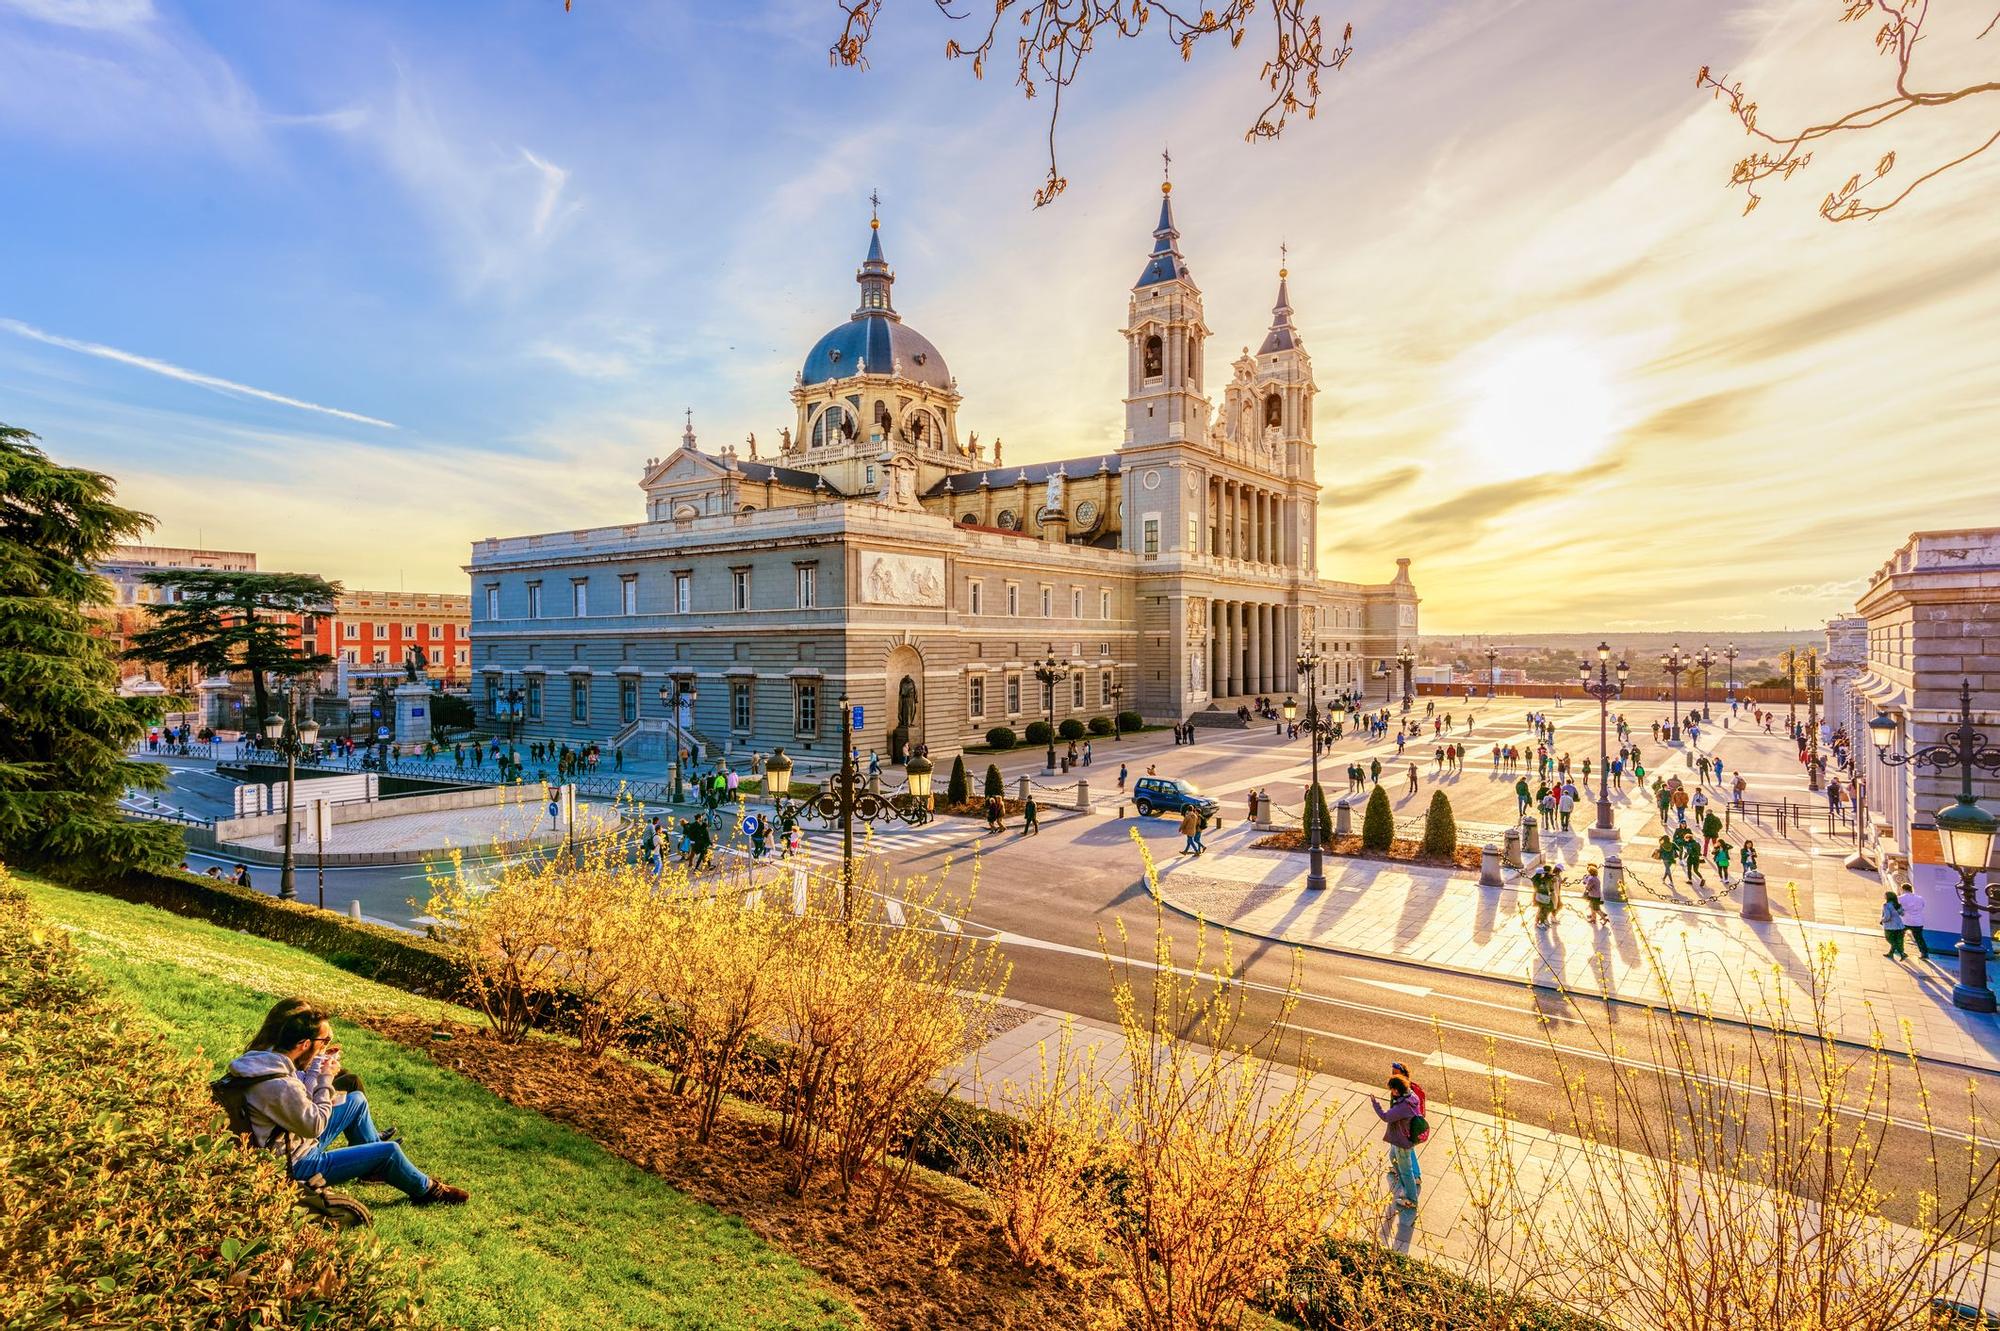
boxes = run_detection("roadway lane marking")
[883,896,906,926]
[1280,1023,1546,1085]
[1352,977,1433,998]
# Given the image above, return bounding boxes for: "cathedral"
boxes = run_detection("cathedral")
[465,182,1418,767]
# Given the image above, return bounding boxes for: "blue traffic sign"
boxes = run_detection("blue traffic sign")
[851,705,863,729]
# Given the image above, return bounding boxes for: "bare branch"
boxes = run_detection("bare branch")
[1699,1,2000,221]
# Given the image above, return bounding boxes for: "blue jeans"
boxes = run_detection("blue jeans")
[1389,1145,1421,1204]
[290,1091,430,1199]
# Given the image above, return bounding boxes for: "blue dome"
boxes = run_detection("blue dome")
[801,315,952,390]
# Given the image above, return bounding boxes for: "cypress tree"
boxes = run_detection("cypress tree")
[983,763,1005,799]
[947,754,969,805]
[0,426,180,871]
[1361,784,1394,853]
[1302,782,1330,847]
[1421,789,1458,859]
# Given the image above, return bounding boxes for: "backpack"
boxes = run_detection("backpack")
[210,1070,286,1145]
[1407,1110,1431,1145]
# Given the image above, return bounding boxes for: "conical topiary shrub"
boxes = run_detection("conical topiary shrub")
[1302,782,1331,848]
[1361,784,1394,853]
[984,763,1005,800]
[1420,789,1457,859]
[947,754,969,806]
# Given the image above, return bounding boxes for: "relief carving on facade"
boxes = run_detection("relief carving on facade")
[1187,596,1208,639]
[859,551,946,607]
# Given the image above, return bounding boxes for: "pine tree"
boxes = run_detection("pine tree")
[1421,789,1458,859]
[127,568,339,725]
[0,426,180,871]
[946,754,969,805]
[984,763,1005,800]
[1361,784,1394,852]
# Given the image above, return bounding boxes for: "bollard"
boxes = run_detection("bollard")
[1479,843,1504,887]
[1740,868,1771,921]
[348,899,362,921]
[1075,780,1090,812]
[1335,800,1353,837]
[1254,793,1274,831]
[1503,826,1524,869]
[1016,775,1031,805]
[1604,855,1627,902]
[1521,816,1541,856]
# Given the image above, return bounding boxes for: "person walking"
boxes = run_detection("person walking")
[1898,883,1931,959]
[1407,763,1419,796]
[1680,832,1705,887]
[985,793,1005,833]
[1881,890,1907,960]
[1557,786,1575,832]
[1179,805,1201,856]
[1581,863,1608,922]
[1117,761,1128,791]
[1370,757,1383,786]
[1022,793,1040,836]
[1531,867,1557,927]
[1516,776,1532,818]
[1712,839,1731,884]
[1370,1075,1423,1211]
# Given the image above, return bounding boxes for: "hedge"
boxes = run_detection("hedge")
[1087,715,1114,736]
[1361,786,1394,852]
[1116,710,1144,733]
[1023,721,1052,746]
[1057,718,1087,742]
[0,869,426,1327]
[984,726,1017,751]
[1267,1239,1610,1331]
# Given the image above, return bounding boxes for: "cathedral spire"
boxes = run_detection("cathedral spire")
[854,192,897,319]
[1136,152,1188,289]
[1258,248,1299,354]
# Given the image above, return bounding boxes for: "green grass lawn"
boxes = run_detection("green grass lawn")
[23,873,858,1331]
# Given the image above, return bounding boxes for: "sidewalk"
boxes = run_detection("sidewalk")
[219,795,617,861]
[950,999,2000,1313]
[1150,824,2000,1073]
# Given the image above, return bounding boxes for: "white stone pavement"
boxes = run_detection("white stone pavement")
[1151,823,2000,1074]
[949,1002,2000,1316]
[220,797,615,857]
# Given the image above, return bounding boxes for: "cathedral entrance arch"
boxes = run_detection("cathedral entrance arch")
[884,644,924,764]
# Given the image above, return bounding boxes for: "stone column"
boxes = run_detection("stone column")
[1250,603,1265,696]
[1211,601,1223,700]
[1221,600,1236,697]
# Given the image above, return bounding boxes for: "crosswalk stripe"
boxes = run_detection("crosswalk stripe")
[884,896,905,926]
[792,873,808,916]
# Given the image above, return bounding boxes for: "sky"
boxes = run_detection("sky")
[3,0,1997,633]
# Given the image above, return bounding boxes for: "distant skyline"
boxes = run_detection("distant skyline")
[3,0,1997,633]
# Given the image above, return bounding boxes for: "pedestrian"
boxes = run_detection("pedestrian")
[1179,805,1201,855]
[1680,834,1705,886]
[1023,794,1040,836]
[985,794,1004,832]
[1881,890,1907,960]
[1740,839,1759,874]
[1407,763,1419,796]
[643,816,664,876]
[1557,787,1575,832]
[1370,758,1382,785]
[1370,1075,1423,1211]
[1515,776,1531,818]
[1732,774,1747,809]
[1712,839,1731,884]
[233,864,252,888]
[1898,883,1931,959]
[1656,834,1677,885]
[1118,762,1128,791]
[1531,867,1556,927]
[1582,863,1608,922]
[1082,740,1093,767]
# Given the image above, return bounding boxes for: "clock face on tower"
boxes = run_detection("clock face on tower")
[1074,500,1099,527]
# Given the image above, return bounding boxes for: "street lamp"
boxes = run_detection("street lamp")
[1804,648,1822,792]
[1396,646,1415,706]
[800,693,930,921]
[1784,647,1800,731]
[1723,643,1740,704]
[658,678,697,804]
[1578,642,1629,836]
[1109,680,1125,741]
[1659,643,1688,742]
[1293,642,1328,893]
[1694,645,1716,723]
[1874,680,2000,1012]
[262,691,320,903]
[1484,645,1499,698]
[1033,655,1068,773]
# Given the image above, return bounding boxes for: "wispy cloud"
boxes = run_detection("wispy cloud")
[1772,576,1868,601]
[0,319,396,428]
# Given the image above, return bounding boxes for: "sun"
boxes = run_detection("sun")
[1450,334,1620,481]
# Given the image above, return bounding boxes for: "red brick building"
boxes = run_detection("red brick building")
[302,590,472,686]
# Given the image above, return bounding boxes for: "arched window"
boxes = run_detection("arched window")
[996,509,1017,530]
[1264,392,1283,428]
[740,505,757,515]
[811,404,857,449]
[961,513,978,525]
[906,407,943,448]
[1143,334,1163,378]
[1186,334,1198,385]
[873,400,894,439]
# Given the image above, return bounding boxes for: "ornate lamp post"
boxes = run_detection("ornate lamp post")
[262,690,320,903]
[1484,645,1499,698]
[1723,643,1740,704]
[658,677,697,804]
[1033,655,1068,773]
[1578,643,1629,836]
[1694,645,1716,723]
[803,693,932,921]
[1873,680,2000,1012]
[1293,643,1327,892]
[1805,648,1822,792]
[1396,646,1415,706]
[1784,647,1799,731]
[1109,680,1125,742]
[1659,643,1689,741]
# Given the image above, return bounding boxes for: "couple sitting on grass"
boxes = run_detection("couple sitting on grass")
[225,998,467,1208]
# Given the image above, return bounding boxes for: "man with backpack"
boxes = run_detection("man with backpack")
[1371,1073,1427,1210]
[217,1001,465,1208]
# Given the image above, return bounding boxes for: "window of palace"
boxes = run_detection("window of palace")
[795,681,818,736]
[969,581,983,615]
[969,675,985,718]
[1006,675,1021,714]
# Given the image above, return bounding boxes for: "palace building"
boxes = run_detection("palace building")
[465,185,1418,765]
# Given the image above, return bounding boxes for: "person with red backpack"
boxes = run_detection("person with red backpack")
[1371,1073,1427,1211]
[216,1000,466,1208]
[1390,1062,1427,1117]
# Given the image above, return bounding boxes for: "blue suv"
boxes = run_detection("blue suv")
[1131,776,1219,821]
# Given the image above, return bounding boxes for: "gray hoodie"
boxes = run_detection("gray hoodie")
[226,1049,335,1164]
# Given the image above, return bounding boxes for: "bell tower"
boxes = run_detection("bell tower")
[1254,252,1317,482]
[1122,159,1211,448]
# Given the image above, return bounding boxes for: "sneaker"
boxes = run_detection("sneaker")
[414,1180,468,1206]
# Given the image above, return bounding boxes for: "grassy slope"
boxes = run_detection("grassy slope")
[23,874,858,1331]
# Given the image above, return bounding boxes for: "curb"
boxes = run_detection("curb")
[1144,870,2000,1081]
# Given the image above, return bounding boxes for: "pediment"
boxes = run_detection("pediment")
[642,449,729,490]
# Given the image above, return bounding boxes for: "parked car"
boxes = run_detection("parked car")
[1131,776,1219,821]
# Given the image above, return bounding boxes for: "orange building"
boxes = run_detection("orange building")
[303,589,472,686]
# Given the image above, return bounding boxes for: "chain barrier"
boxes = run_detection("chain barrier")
[1027,779,1080,795]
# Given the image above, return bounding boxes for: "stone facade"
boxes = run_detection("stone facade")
[1843,529,2000,918]
[466,190,1418,764]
